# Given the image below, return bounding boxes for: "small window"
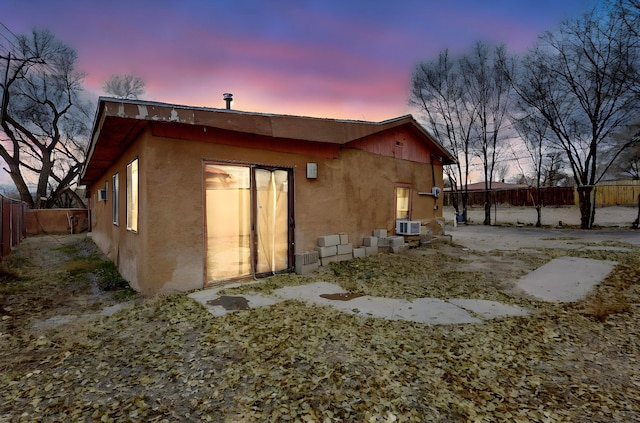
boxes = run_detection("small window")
[112,173,119,225]
[126,159,138,232]
[395,186,411,220]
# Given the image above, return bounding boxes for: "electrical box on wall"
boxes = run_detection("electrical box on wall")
[98,189,107,201]
[306,162,318,179]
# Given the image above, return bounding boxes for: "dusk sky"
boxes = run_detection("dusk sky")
[4,0,597,121]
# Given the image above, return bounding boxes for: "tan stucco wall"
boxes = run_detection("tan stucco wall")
[88,126,444,295]
[89,138,145,292]
[26,209,88,235]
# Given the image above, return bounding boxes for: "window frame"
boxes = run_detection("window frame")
[112,173,119,225]
[126,158,139,232]
[395,184,412,220]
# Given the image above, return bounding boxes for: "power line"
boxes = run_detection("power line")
[0,22,20,52]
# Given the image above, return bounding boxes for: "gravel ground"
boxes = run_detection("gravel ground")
[443,205,639,227]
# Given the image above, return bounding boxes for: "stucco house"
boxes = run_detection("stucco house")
[80,97,455,294]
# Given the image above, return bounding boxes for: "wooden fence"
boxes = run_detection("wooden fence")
[0,195,27,260]
[445,181,640,208]
[444,186,575,207]
[579,180,640,206]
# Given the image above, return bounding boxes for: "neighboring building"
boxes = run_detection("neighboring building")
[80,98,455,294]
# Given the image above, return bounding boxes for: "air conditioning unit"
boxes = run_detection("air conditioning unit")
[396,220,421,236]
[431,186,442,198]
[98,189,108,201]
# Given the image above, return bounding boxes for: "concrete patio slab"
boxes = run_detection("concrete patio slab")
[448,299,529,319]
[273,284,482,324]
[515,256,617,302]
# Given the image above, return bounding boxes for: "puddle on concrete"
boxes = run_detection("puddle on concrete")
[207,295,250,310]
[319,292,365,301]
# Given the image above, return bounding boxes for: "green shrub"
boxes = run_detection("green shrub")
[95,261,130,291]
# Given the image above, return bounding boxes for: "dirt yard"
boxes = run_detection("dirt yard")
[1,232,639,421]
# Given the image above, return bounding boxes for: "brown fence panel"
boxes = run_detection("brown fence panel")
[1,198,11,258]
[12,201,21,247]
[0,195,28,260]
[445,186,576,207]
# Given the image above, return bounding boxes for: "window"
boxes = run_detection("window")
[395,186,411,220]
[126,159,138,232]
[112,173,119,225]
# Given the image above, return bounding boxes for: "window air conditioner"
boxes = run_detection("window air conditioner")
[98,189,108,201]
[396,220,421,236]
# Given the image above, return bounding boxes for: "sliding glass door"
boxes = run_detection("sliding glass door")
[204,165,252,281]
[205,164,292,283]
[254,168,289,275]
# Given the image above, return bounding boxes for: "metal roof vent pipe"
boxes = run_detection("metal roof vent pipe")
[223,93,233,109]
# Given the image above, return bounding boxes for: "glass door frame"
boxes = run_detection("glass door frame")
[203,160,295,285]
[251,165,295,279]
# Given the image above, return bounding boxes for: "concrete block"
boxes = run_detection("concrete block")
[378,237,390,247]
[362,236,378,247]
[353,247,366,258]
[316,246,337,258]
[339,233,349,244]
[337,253,352,262]
[295,262,320,275]
[317,234,340,247]
[389,236,405,247]
[365,245,378,255]
[373,229,387,238]
[295,251,319,266]
[337,243,353,255]
[320,255,338,266]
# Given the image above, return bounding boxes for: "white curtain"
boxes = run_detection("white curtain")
[255,169,289,273]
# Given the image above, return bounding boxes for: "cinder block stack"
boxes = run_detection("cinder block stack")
[295,227,409,275]
[376,228,409,254]
[316,234,339,266]
[362,235,378,256]
[353,247,366,258]
[316,233,355,265]
[294,250,319,275]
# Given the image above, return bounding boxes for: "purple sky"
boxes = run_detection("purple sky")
[4,0,597,121]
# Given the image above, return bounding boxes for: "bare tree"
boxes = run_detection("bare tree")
[610,135,640,179]
[411,50,476,222]
[541,151,570,187]
[507,8,640,228]
[0,28,91,208]
[616,0,640,37]
[103,74,145,99]
[511,110,554,226]
[461,43,513,225]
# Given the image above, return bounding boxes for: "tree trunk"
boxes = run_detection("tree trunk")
[576,186,594,229]
[535,186,542,227]
[451,190,459,215]
[461,191,469,223]
[483,190,491,225]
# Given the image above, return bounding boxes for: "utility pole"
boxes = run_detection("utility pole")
[0,52,10,123]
